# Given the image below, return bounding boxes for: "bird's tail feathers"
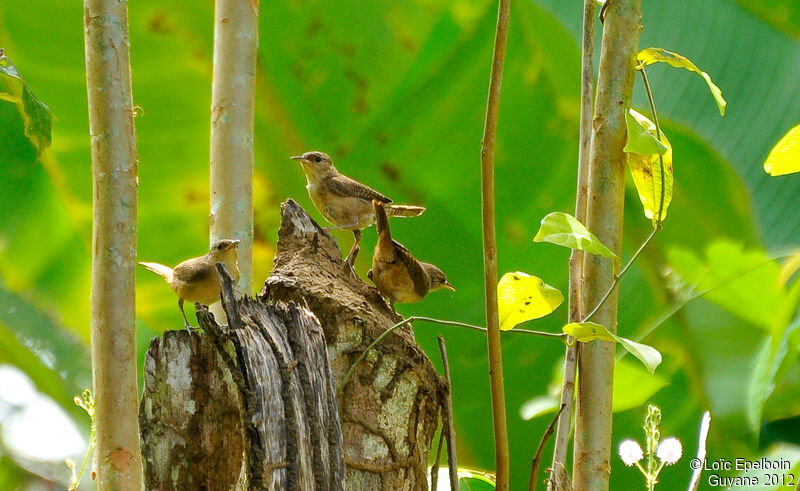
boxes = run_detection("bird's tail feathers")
[387,204,425,218]
[139,262,174,283]
[373,199,391,239]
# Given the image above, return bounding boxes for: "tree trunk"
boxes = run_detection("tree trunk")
[209,0,259,295]
[572,1,641,489]
[140,200,444,490]
[84,0,143,487]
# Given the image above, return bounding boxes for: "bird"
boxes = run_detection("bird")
[139,239,240,331]
[367,200,454,312]
[291,151,425,266]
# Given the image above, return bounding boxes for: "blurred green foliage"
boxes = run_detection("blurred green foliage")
[0,0,799,488]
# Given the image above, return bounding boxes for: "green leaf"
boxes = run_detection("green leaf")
[563,322,662,373]
[666,241,784,331]
[779,248,800,286]
[533,212,618,260]
[625,109,674,225]
[519,395,560,420]
[612,358,668,413]
[636,47,726,116]
[624,109,669,156]
[763,123,800,176]
[0,50,52,155]
[497,272,563,331]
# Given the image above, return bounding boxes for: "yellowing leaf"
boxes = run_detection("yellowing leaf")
[563,322,662,373]
[563,321,616,343]
[625,109,673,225]
[764,124,800,176]
[636,47,726,116]
[497,272,563,331]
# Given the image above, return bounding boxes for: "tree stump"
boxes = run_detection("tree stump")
[140,200,444,490]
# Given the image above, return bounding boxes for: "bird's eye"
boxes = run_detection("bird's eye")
[314,155,322,163]
[217,244,224,250]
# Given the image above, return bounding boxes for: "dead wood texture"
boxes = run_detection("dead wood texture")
[263,200,445,490]
[140,200,444,490]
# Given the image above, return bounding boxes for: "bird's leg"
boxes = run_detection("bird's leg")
[178,298,194,333]
[325,222,359,232]
[345,229,362,267]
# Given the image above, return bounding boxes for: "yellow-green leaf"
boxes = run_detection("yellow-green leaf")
[763,124,800,176]
[533,212,618,261]
[636,47,726,116]
[563,322,662,373]
[497,272,563,331]
[624,110,669,156]
[779,248,800,287]
[625,109,673,225]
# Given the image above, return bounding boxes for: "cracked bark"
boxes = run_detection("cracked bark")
[140,200,444,490]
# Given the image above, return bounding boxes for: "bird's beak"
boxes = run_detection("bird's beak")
[290,155,304,162]
[231,240,241,246]
[444,282,456,292]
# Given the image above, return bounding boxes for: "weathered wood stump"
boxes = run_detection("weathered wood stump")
[140,200,444,490]
[263,200,445,489]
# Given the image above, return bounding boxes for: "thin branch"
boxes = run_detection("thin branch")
[582,226,658,323]
[551,0,596,481]
[438,336,459,491]
[338,316,564,393]
[639,67,666,225]
[431,427,444,491]
[480,0,512,485]
[531,405,564,491]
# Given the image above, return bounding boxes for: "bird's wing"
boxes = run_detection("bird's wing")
[173,259,214,285]
[139,262,174,283]
[327,174,392,203]
[392,239,429,298]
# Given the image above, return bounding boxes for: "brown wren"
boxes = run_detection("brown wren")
[291,151,425,266]
[139,239,240,331]
[368,200,454,312]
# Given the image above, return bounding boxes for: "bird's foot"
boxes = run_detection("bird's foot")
[183,324,201,335]
[344,246,360,269]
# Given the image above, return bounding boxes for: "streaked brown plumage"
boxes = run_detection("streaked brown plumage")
[368,200,454,312]
[139,239,240,331]
[291,151,425,266]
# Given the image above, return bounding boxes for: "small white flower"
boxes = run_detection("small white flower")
[657,437,682,465]
[618,439,644,466]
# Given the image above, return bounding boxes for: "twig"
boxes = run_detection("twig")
[431,427,444,491]
[480,0,513,485]
[531,405,564,491]
[438,336,459,491]
[582,226,658,323]
[639,67,666,225]
[338,316,564,393]
[619,257,782,359]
